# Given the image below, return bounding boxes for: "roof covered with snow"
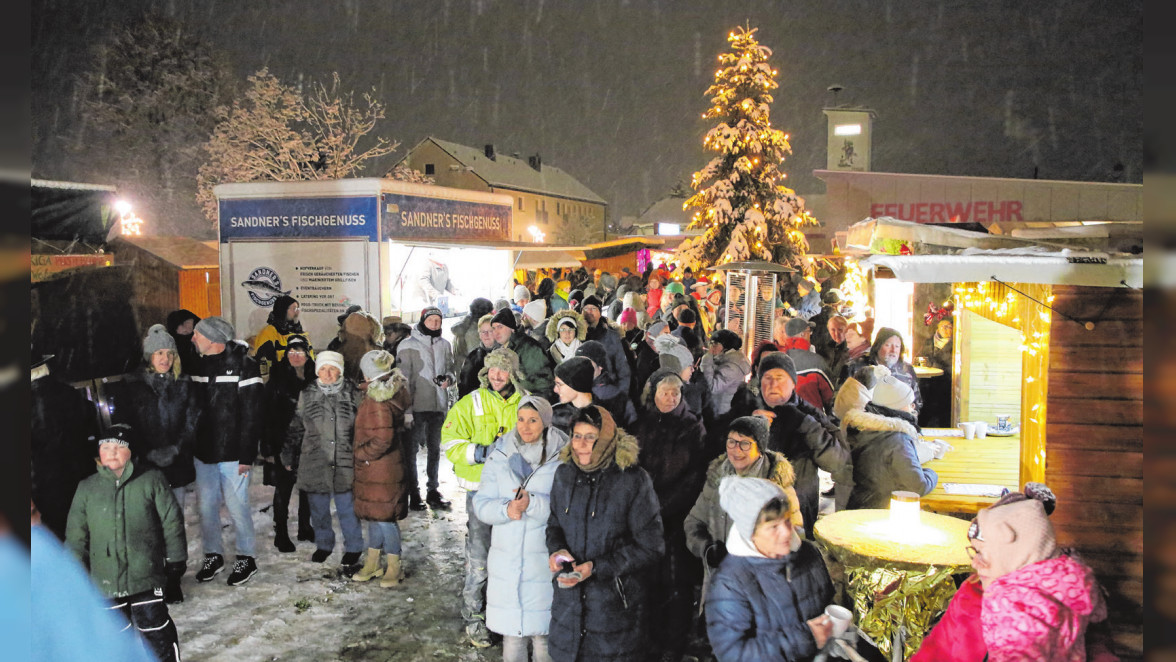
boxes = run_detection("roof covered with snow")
[422,137,607,204]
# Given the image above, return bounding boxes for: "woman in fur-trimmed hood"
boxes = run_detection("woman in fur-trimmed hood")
[546,309,588,364]
[842,367,938,510]
[546,405,664,662]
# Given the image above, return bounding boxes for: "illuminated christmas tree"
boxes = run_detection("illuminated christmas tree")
[676,25,818,272]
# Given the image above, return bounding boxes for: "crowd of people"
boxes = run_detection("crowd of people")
[30,265,1120,662]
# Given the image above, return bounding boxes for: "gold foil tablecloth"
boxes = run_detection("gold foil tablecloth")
[814,509,972,660]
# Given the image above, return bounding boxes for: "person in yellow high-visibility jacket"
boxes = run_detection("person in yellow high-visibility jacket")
[441,347,527,648]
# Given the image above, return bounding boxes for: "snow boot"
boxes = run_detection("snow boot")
[409,491,427,511]
[352,548,383,582]
[163,562,185,604]
[380,554,405,587]
[273,523,296,553]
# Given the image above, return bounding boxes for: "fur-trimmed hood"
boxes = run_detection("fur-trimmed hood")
[362,368,408,402]
[705,449,796,489]
[842,406,919,442]
[340,310,385,346]
[558,427,640,471]
[546,309,588,343]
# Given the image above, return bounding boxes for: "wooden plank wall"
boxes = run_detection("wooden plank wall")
[178,268,222,318]
[1045,285,1143,660]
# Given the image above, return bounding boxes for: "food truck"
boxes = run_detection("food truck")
[214,178,517,349]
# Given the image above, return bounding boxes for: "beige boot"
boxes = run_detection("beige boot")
[352,548,383,582]
[380,554,404,587]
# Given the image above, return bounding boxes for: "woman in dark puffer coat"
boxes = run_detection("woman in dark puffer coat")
[546,406,664,662]
[262,334,316,551]
[706,476,834,662]
[633,368,709,661]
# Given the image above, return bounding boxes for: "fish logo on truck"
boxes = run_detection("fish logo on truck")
[242,267,289,307]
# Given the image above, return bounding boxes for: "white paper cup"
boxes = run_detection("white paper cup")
[974,421,987,438]
[958,422,975,440]
[825,605,852,637]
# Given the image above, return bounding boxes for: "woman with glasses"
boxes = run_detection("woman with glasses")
[545,405,664,662]
[684,416,802,610]
[472,396,570,662]
[913,483,1118,662]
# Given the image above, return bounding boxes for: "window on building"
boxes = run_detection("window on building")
[518,197,524,211]
[424,163,435,175]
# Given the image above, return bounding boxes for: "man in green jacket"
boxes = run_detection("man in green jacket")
[66,424,187,662]
[489,308,555,401]
[441,347,525,648]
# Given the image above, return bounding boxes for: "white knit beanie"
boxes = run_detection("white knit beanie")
[871,374,915,410]
[316,351,345,375]
[513,285,531,302]
[719,476,787,542]
[522,300,547,325]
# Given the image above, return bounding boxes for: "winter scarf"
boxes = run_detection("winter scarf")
[317,379,345,396]
[416,318,442,338]
[564,406,619,473]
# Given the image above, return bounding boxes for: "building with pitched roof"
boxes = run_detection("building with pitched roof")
[395,137,608,242]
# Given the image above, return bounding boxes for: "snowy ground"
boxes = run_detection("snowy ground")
[170,455,499,662]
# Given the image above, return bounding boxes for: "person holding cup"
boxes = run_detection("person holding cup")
[706,475,836,661]
[545,406,664,662]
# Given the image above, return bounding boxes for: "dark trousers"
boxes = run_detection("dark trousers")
[109,589,180,662]
[271,463,311,534]
[405,411,444,493]
[648,529,695,657]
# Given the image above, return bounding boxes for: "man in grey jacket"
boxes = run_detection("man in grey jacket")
[396,307,455,510]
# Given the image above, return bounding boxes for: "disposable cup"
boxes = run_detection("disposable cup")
[825,605,852,637]
[974,421,987,439]
[958,422,976,440]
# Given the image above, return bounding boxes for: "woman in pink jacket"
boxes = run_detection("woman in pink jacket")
[912,483,1119,662]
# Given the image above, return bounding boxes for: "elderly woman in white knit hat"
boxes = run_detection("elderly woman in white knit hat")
[281,350,366,566]
[912,484,1117,662]
[841,370,938,510]
[705,475,836,662]
[472,395,569,662]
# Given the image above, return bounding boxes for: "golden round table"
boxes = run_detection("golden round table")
[913,365,944,378]
[814,509,972,661]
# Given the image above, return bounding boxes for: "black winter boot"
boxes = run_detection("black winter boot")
[274,523,296,553]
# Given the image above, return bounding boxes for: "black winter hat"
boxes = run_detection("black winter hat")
[581,294,603,311]
[710,329,743,352]
[574,340,608,370]
[491,307,518,330]
[728,416,769,450]
[676,308,697,324]
[758,352,798,386]
[555,356,596,393]
[95,423,134,449]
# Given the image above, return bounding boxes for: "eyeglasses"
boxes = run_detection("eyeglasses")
[965,545,982,561]
[571,432,599,443]
[967,520,984,542]
[726,438,754,452]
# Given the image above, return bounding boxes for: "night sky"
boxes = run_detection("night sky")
[32,0,1142,228]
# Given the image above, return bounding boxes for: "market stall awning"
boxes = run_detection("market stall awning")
[847,216,1041,252]
[861,250,1142,288]
[513,248,586,269]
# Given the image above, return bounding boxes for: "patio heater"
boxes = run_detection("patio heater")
[717,261,796,362]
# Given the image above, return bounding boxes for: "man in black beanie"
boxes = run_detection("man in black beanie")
[579,295,633,421]
[489,307,555,400]
[550,356,596,434]
[575,340,636,427]
[728,353,853,538]
[252,295,306,380]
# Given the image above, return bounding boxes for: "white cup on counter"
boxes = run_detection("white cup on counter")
[974,421,988,438]
[959,422,976,439]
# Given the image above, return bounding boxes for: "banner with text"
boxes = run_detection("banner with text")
[219,196,379,242]
[381,193,512,242]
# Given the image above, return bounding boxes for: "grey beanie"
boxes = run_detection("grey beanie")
[513,285,531,302]
[719,475,787,542]
[143,323,177,359]
[518,395,554,428]
[194,316,235,344]
[728,416,770,451]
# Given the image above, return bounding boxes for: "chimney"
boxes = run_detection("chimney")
[528,154,542,171]
[484,144,496,160]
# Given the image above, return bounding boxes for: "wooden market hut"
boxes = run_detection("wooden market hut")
[110,235,221,328]
[853,217,1143,659]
